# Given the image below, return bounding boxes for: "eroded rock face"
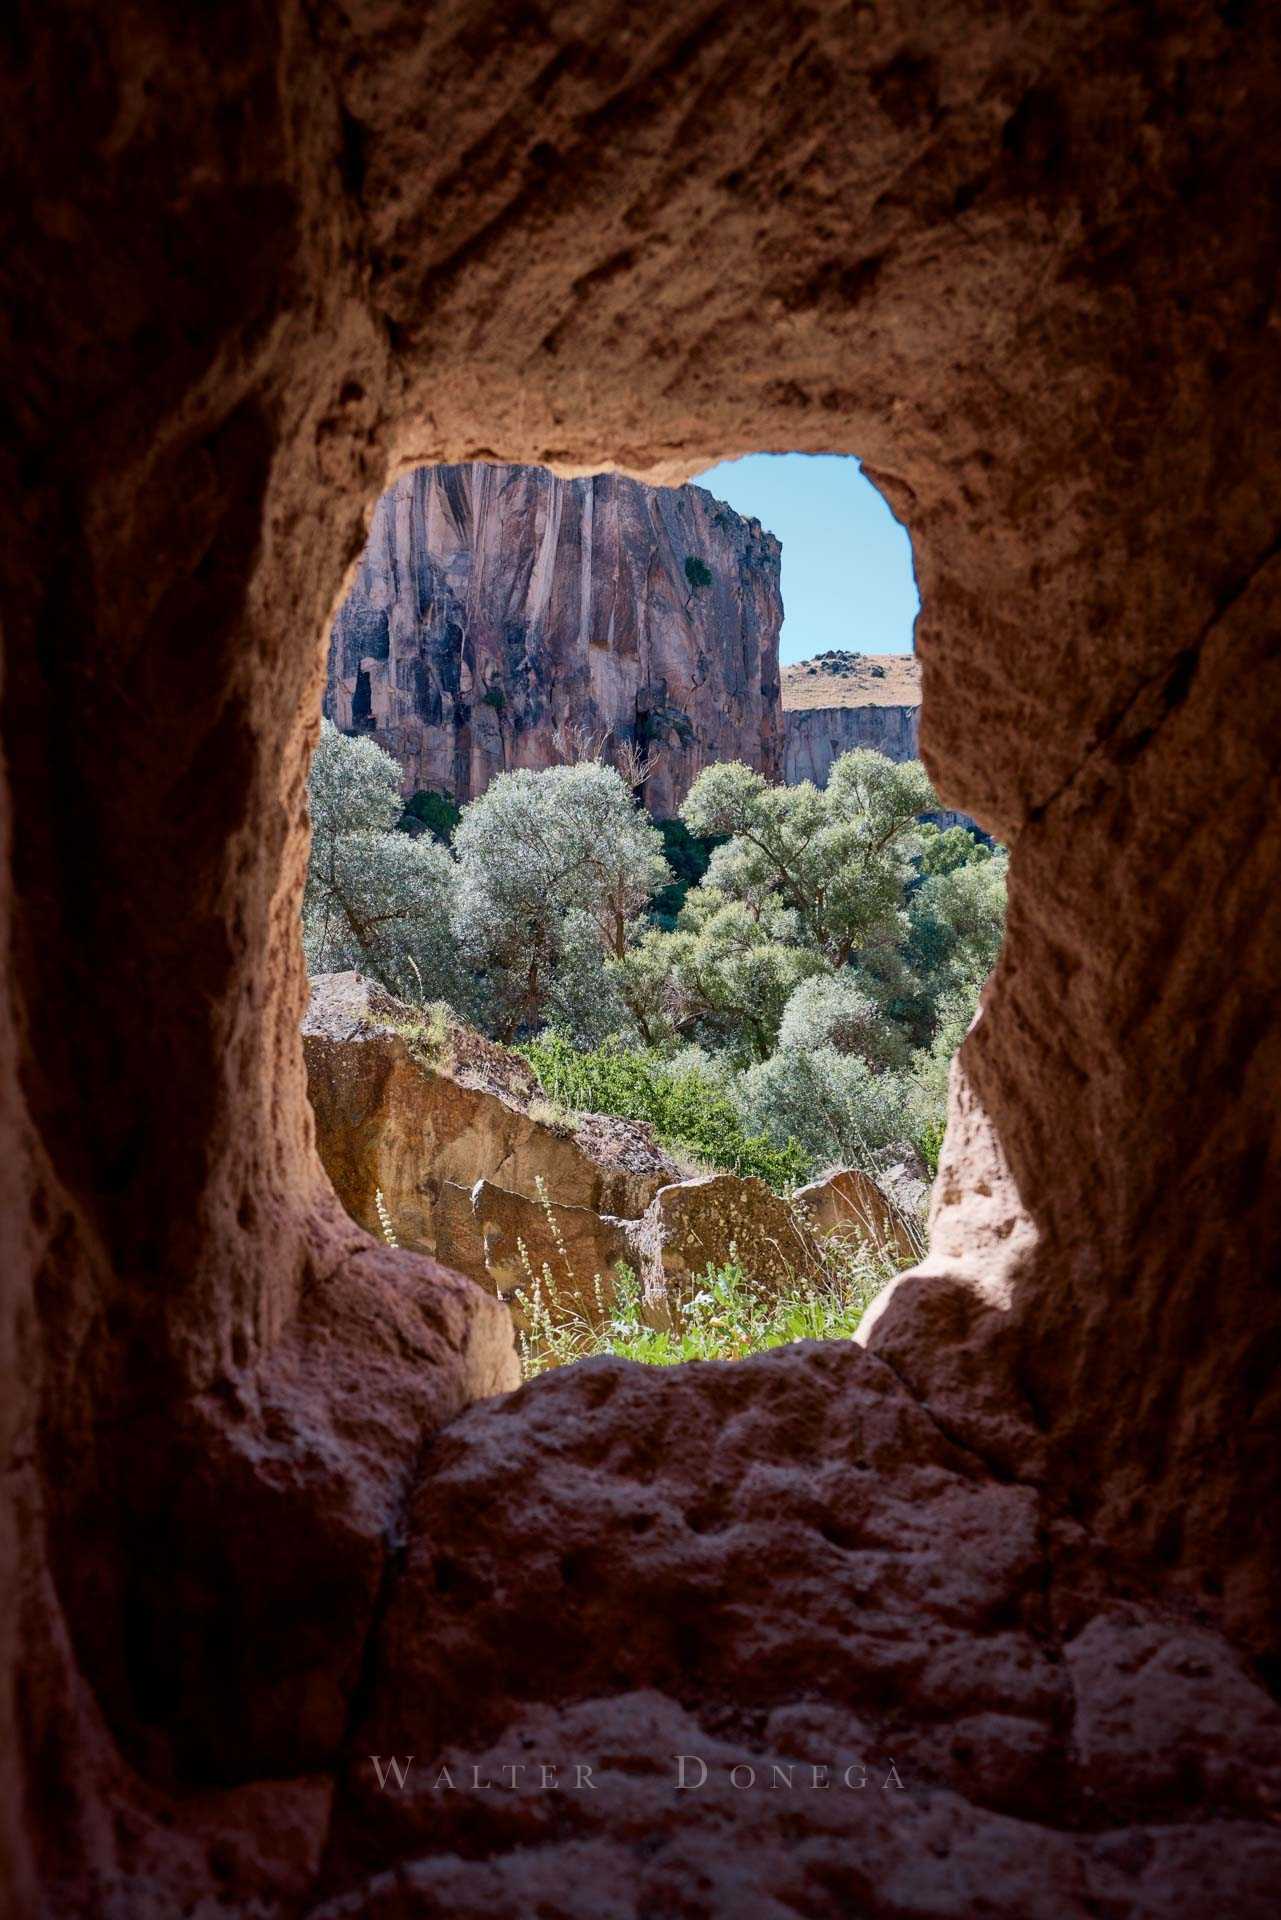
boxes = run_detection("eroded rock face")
[304,977,877,1333]
[784,699,920,786]
[326,464,783,816]
[4,1,1281,1914]
[633,1170,822,1306]
[435,1176,635,1328]
[302,972,681,1250]
[320,1350,1281,1915]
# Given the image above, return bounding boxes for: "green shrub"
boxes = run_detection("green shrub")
[649,817,722,928]
[733,1046,916,1169]
[482,683,505,710]
[684,555,713,592]
[402,788,462,843]
[519,1031,810,1191]
[917,1112,947,1177]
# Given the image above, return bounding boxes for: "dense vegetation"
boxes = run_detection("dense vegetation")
[305,720,1006,1182]
[402,788,462,843]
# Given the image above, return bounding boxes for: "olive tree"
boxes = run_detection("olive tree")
[611,749,938,1063]
[732,1046,915,1169]
[303,719,462,1005]
[680,750,934,969]
[451,761,667,1040]
[777,971,911,1070]
[610,894,824,1063]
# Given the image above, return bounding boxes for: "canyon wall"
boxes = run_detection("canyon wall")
[784,702,919,784]
[326,464,783,816]
[782,650,920,785]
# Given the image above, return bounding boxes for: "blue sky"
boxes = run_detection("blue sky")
[693,454,919,664]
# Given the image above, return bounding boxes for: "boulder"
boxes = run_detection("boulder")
[792,1166,921,1265]
[434,1178,635,1332]
[632,1172,823,1308]
[305,994,922,1334]
[866,1140,933,1221]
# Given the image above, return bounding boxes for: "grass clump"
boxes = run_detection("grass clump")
[518,1031,810,1192]
[517,1229,909,1378]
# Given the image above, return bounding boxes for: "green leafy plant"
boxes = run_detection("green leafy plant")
[518,1224,912,1375]
[683,555,713,592]
[402,788,462,843]
[519,1031,810,1190]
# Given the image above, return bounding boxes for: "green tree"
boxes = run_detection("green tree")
[732,1046,916,1169]
[680,751,934,968]
[452,762,667,1040]
[304,720,462,1005]
[612,751,937,1063]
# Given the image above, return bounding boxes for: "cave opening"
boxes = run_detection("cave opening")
[302,451,1003,1381]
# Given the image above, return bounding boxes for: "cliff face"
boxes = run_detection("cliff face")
[326,464,782,817]
[784,702,920,784]
[782,651,920,786]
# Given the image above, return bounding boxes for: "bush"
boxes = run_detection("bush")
[684,555,713,591]
[778,972,910,1070]
[732,1046,915,1170]
[402,788,462,843]
[520,1032,810,1191]
[649,817,722,929]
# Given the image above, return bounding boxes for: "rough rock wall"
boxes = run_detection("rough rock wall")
[326,463,782,815]
[3,0,1281,1913]
[784,700,919,784]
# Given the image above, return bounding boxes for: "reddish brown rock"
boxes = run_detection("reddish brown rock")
[320,1349,1281,1914]
[2,1,1280,1915]
[326,464,783,816]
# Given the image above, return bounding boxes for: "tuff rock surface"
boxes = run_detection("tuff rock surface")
[302,970,680,1246]
[3,0,1280,1915]
[320,1350,1281,1917]
[305,975,899,1334]
[326,463,783,815]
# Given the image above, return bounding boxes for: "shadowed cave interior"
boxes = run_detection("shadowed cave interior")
[2,2,1280,1915]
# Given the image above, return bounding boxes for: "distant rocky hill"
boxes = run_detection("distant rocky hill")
[782,651,920,786]
[325,464,782,817]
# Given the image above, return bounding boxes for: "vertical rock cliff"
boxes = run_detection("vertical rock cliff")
[781,651,921,786]
[326,464,783,817]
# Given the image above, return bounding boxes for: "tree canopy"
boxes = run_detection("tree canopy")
[303,727,1007,1178]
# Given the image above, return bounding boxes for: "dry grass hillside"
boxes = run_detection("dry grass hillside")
[782,649,920,709]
